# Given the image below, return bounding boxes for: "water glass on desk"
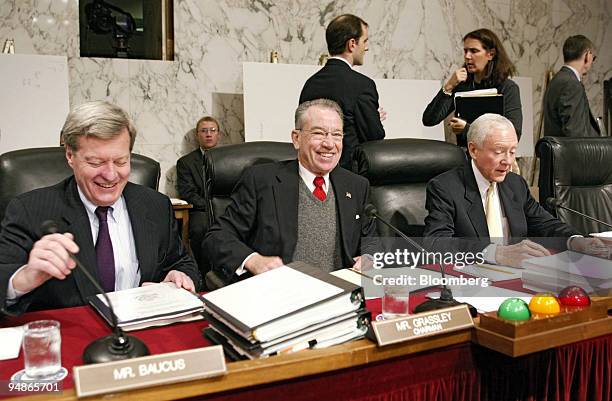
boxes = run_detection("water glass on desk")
[22,320,61,379]
[382,285,410,320]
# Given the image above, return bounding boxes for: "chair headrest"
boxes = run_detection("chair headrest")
[206,142,296,195]
[352,139,466,185]
[536,136,612,186]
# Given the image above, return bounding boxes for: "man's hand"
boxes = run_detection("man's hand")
[378,107,388,122]
[352,255,373,272]
[496,239,551,268]
[449,117,467,134]
[444,67,468,93]
[245,254,283,275]
[569,237,610,258]
[12,233,79,293]
[159,270,196,292]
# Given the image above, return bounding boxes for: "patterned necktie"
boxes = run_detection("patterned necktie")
[485,183,504,242]
[95,206,115,292]
[313,176,326,201]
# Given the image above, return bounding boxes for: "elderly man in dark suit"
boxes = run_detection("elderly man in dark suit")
[176,116,221,278]
[0,101,201,314]
[424,114,605,268]
[544,35,601,137]
[203,99,377,285]
[300,14,385,169]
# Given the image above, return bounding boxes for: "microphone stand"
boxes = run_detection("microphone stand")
[546,198,612,231]
[364,206,477,317]
[42,221,149,364]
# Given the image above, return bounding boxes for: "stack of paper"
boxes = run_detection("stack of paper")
[202,264,369,360]
[89,283,204,331]
[521,251,612,293]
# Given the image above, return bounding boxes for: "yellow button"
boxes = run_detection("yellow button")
[529,292,561,315]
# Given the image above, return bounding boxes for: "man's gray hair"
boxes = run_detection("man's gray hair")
[467,113,515,147]
[294,99,344,129]
[61,100,137,151]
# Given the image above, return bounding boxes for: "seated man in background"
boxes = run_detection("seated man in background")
[424,113,605,267]
[203,99,376,284]
[0,101,201,314]
[176,116,221,279]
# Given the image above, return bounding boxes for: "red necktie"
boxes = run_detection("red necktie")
[313,176,326,201]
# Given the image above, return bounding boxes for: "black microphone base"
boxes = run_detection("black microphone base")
[414,298,478,317]
[83,334,150,364]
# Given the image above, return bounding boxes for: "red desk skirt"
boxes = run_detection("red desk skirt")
[1,300,610,401]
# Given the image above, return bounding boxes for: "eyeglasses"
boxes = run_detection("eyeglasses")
[297,129,344,143]
[198,127,218,134]
[588,50,597,62]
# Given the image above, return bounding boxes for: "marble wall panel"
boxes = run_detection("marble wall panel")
[1,0,610,194]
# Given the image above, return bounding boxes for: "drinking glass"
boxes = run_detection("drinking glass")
[22,320,61,379]
[382,285,410,320]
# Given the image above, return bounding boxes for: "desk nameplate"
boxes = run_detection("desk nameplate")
[371,305,474,346]
[73,346,226,397]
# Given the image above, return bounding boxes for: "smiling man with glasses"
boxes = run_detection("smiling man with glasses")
[203,99,377,285]
[544,35,602,137]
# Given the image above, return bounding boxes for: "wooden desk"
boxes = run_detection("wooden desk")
[4,298,611,401]
[172,203,193,250]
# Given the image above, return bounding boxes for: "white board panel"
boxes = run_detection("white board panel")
[0,54,69,154]
[243,62,444,143]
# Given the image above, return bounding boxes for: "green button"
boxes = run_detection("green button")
[498,298,531,321]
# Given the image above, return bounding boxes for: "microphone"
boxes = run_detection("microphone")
[545,198,612,231]
[363,205,477,317]
[41,221,149,364]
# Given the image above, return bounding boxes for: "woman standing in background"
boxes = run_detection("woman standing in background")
[422,28,522,148]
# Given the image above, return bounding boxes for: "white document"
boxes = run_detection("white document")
[522,251,612,280]
[170,198,188,205]
[97,282,203,323]
[203,265,342,329]
[454,88,498,97]
[455,263,523,282]
[330,269,364,287]
[0,326,24,360]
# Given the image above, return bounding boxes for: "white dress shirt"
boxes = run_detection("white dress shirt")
[472,161,509,263]
[78,187,141,290]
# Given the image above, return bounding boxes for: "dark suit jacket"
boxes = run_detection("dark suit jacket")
[423,163,579,253]
[0,177,201,314]
[203,160,377,283]
[299,58,385,168]
[176,149,206,210]
[544,66,601,137]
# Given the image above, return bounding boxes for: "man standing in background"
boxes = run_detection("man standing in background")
[544,35,601,137]
[300,14,385,169]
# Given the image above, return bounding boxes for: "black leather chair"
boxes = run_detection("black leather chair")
[352,139,466,237]
[204,141,297,224]
[536,136,612,234]
[0,147,161,222]
[203,141,296,289]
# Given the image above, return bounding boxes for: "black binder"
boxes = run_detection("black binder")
[202,262,365,343]
[454,94,504,123]
[204,308,371,359]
